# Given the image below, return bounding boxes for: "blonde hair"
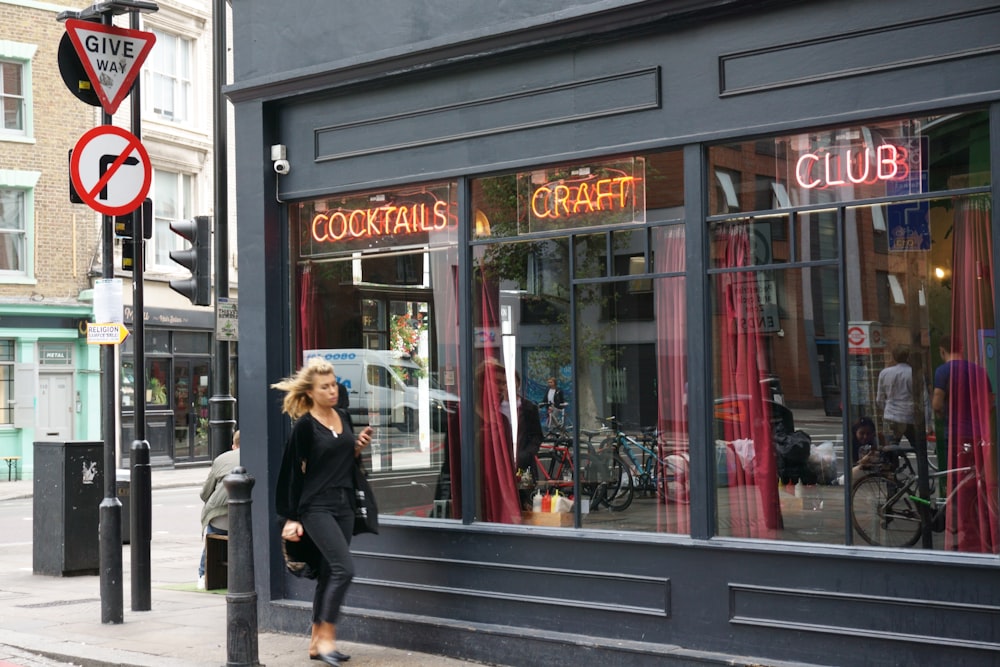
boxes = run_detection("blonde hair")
[271,358,336,420]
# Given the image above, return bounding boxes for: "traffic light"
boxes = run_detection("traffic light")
[168,215,211,306]
[116,199,152,272]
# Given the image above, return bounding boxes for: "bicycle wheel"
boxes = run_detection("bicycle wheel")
[580,450,633,511]
[851,475,922,547]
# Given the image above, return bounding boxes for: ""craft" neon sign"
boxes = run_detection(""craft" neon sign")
[795,143,911,190]
[312,200,450,243]
[530,176,639,220]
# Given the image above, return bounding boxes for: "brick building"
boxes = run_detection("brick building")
[0,0,237,476]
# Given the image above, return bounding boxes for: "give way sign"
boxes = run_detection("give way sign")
[64,19,156,115]
[70,125,151,217]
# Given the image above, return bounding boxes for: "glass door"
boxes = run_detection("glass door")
[173,358,211,461]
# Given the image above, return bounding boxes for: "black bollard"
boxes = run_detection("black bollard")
[130,440,151,611]
[223,467,259,667]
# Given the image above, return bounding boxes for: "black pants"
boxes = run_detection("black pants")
[301,488,355,624]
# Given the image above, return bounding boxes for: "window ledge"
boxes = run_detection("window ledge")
[0,135,35,145]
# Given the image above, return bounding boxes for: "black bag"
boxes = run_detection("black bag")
[281,532,320,579]
[774,428,811,463]
[774,427,815,484]
[352,460,379,535]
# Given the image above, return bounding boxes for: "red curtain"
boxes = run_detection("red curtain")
[476,264,522,524]
[716,222,781,537]
[946,196,998,553]
[654,226,690,532]
[297,263,320,364]
[434,260,463,518]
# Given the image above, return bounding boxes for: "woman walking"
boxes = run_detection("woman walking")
[274,358,374,666]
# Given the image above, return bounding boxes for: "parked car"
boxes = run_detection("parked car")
[303,349,458,432]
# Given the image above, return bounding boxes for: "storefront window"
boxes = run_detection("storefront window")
[465,149,686,529]
[292,182,460,519]
[707,110,997,553]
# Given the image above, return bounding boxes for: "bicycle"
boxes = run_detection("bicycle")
[850,444,981,547]
[596,417,690,511]
[538,400,570,440]
[531,428,632,512]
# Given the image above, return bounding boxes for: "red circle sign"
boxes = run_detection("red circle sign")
[847,326,866,346]
[70,125,151,217]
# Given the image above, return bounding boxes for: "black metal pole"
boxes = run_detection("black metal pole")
[128,7,152,610]
[98,81,123,621]
[223,467,259,667]
[209,0,236,459]
[130,439,151,609]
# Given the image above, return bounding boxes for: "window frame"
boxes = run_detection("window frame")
[0,41,36,142]
[149,168,194,270]
[0,171,40,282]
[144,28,192,123]
[0,339,15,425]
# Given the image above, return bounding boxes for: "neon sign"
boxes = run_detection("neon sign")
[311,199,452,244]
[795,143,911,190]
[531,176,638,220]
[524,157,645,232]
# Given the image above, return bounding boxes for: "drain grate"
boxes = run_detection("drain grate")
[18,597,100,608]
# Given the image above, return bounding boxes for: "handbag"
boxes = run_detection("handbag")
[352,460,379,535]
[281,531,320,579]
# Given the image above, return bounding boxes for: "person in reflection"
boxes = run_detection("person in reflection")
[434,360,525,523]
[509,372,544,506]
[876,345,926,447]
[850,416,896,478]
[274,359,374,666]
[197,429,239,590]
[542,377,566,431]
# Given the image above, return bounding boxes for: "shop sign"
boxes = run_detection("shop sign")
[730,275,780,334]
[306,184,456,253]
[785,132,925,204]
[847,321,884,355]
[523,157,645,233]
[216,297,238,342]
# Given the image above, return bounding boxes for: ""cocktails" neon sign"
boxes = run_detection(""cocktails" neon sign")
[311,200,450,243]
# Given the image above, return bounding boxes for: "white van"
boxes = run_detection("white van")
[303,349,457,432]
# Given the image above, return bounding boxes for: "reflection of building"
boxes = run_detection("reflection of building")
[233,2,999,665]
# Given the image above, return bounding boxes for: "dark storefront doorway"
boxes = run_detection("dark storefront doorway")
[172,357,211,461]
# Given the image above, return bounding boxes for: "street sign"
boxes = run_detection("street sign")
[216,298,238,341]
[58,31,100,108]
[70,125,151,217]
[64,19,155,115]
[87,322,130,345]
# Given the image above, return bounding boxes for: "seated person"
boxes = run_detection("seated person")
[198,429,240,589]
[851,417,898,475]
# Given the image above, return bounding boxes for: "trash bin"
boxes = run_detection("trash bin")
[117,468,130,545]
[32,441,103,576]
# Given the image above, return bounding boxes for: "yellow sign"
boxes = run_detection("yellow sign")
[87,322,129,345]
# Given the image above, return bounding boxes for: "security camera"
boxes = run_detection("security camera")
[273,159,290,175]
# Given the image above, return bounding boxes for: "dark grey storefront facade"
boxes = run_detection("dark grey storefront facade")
[229,2,1000,665]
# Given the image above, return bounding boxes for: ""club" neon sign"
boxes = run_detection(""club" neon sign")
[795,143,910,190]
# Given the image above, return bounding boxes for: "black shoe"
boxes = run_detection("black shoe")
[314,653,340,666]
[312,650,350,662]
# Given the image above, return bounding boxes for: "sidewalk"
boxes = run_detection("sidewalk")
[0,467,486,667]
